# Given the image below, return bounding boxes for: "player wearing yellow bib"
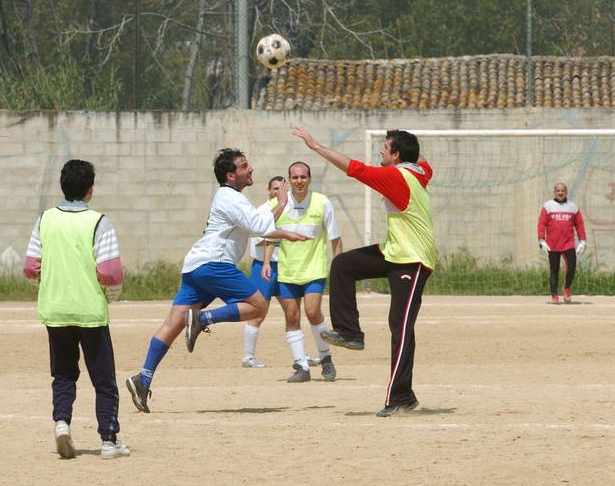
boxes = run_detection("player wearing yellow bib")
[24,159,129,459]
[293,127,436,417]
[263,161,343,382]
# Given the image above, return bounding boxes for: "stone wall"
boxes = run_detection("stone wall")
[2,108,615,273]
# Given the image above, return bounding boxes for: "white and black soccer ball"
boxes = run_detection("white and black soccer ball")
[256,34,291,69]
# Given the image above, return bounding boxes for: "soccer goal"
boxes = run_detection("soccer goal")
[364,128,615,292]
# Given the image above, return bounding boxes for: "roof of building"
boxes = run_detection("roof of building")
[251,54,615,110]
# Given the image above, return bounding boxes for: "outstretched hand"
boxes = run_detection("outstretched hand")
[264,228,312,242]
[292,127,318,150]
[285,231,311,242]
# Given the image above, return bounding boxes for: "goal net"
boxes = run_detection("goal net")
[364,129,615,294]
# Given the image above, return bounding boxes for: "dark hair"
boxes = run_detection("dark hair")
[386,130,420,163]
[60,159,95,201]
[288,161,311,178]
[268,175,284,189]
[213,148,245,185]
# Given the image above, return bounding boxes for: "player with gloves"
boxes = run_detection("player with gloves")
[537,182,587,303]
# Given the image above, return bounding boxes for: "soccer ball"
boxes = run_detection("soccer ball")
[256,34,291,69]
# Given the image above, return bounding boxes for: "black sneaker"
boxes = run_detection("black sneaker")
[185,309,210,352]
[126,374,152,413]
[320,329,364,350]
[320,355,336,381]
[376,400,419,417]
[287,363,311,383]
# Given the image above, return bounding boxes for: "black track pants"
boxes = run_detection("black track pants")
[47,325,120,442]
[329,244,432,405]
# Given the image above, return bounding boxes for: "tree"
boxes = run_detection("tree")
[1,0,615,110]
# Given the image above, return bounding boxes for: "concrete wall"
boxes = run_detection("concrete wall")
[2,108,615,273]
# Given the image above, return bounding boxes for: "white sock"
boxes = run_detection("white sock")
[310,321,331,357]
[244,324,259,359]
[285,329,308,370]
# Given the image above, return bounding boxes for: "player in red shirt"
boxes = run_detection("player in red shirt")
[537,182,586,303]
[292,127,435,417]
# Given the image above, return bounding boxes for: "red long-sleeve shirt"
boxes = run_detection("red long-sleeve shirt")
[346,158,432,210]
[537,198,586,252]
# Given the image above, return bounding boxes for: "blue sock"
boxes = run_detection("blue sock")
[199,303,240,325]
[140,337,170,387]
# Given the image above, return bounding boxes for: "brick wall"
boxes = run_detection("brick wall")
[2,108,614,273]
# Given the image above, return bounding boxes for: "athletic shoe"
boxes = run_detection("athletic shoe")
[126,374,152,413]
[376,400,419,417]
[320,355,336,382]
[185,309,210,352]
[563,288,572,302]
[306,354,321,366]
[54,420,76,459]
[551,295,560,304]
[320,329,364,350]
[287,363,311,383]
[242,357,265,368]
[101,440,130,459]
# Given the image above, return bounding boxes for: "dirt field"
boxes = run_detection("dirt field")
[1,294,615,485]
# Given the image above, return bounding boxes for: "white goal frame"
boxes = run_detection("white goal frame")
[363,128,615,246]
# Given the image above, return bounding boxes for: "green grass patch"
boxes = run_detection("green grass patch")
[1,252,613,301]
[0,276,39,301]
[363,248,615,296]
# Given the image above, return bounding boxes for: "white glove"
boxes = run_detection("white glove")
[576,241,586,255]
[539,239,550,253]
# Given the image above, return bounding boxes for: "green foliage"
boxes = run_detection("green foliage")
[363,247,615,296]
[2,0,615,110]
[0,276,39,301]
[1,252,614,301]
[0,261,180,302]
[0,52,121,110]
[310,0,615,59]
[532,0,615,56]
[120,261,182,301]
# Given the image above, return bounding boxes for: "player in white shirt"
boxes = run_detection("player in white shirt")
[126,149,307,413]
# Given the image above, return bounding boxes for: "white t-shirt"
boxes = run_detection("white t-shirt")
[281,190,340,240]
[26,200,120,264]
[249,201,280,262]
[182,186,276,273]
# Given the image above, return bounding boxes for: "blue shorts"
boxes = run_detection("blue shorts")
[173,262,258,306]
[249,259,280,300]
[279,279,326,299]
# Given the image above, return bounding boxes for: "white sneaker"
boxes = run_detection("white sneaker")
[54,420,76,459]
[101,440,130,459]
[242,357,265,368]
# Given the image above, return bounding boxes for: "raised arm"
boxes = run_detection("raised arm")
[292,127,351,173]
[270,179,289,221]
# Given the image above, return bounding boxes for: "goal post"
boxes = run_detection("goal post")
[364,128,615,277]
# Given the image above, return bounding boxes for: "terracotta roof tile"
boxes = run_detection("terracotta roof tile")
[252,54,615,110]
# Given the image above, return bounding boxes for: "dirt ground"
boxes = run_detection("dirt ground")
[1,294,615,485]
